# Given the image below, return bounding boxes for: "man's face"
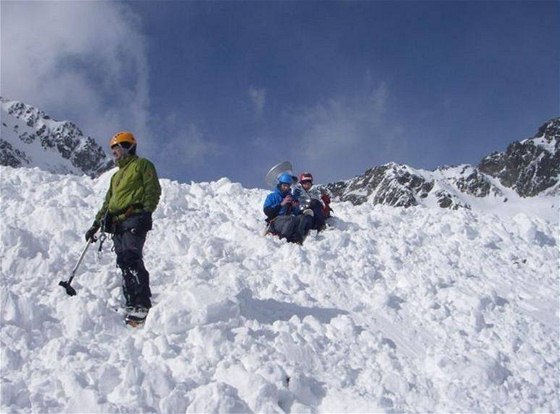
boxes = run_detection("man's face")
[111,145,125,161]
[279,183,291,194]
[301,181,313,190]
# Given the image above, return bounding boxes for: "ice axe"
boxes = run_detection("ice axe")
[59,239,94,296]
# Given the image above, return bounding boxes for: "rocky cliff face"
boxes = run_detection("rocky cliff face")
[478,119,560,197]
[324,118,559,209]
[0,97,111,177]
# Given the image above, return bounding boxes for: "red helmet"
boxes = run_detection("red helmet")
[299,172,313,183]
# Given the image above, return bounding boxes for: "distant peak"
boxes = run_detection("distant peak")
[1,97,111,177]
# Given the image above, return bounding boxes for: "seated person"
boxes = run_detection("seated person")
[263,173,313,244]
[292,172,332,231]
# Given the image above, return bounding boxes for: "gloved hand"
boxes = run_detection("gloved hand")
[85,223,100,242]
[321,193,331,205]
[281,195,293,206]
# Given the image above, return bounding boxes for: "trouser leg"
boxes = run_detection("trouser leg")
[271,215,313,244]
[309,199,326,231]
[113,219,152,309]
[294,215,313,242]
[271,216,297,241]
[119,260,151,308]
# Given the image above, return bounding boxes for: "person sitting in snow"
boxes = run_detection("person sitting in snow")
[292,172,332,231]
[84,131,161,325]
[263,172,313,244]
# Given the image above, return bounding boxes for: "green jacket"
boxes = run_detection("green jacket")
[95,155,161,224]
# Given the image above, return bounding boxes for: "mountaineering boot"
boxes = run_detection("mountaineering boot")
[125,306,149,327]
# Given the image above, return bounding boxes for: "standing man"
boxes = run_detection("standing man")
[85,131,161,325]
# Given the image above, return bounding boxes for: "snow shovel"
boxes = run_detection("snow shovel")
[59,240,93,296]
[265,161,294,188]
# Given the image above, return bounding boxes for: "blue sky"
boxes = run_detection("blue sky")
[2,1,559,188]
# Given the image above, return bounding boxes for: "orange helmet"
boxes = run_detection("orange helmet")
[110,131,137,147]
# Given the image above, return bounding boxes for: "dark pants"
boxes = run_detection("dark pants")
[308,199,326,231]
[113,213,153,308]
[270,214,313,244]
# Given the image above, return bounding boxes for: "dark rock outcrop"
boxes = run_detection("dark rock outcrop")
[325,118,559,209]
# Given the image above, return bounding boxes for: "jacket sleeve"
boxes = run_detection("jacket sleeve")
[263,192,282,220]
[292,185,302,202]
[140,159,162,213]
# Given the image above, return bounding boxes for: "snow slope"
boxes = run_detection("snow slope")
[1,166,558,413]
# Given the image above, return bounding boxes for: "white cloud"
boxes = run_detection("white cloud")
[155,113,221,170]
[294,83,390,161]
[248,86,266,116]
[1,2,150,147]
[286,82,407,182]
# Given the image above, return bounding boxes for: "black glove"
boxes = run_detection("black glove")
[85,223,100,242]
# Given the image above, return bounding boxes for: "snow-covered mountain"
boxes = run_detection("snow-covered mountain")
[1,165,558,413]
[2,96,558,214]
[0,97,111,177]
[325,118,560,212]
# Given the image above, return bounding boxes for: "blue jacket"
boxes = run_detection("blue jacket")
[263,186,301,221]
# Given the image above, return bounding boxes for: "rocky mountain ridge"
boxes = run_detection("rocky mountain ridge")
[324,118,559,210]
[1,97,557,213]
[0,97,111,177]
